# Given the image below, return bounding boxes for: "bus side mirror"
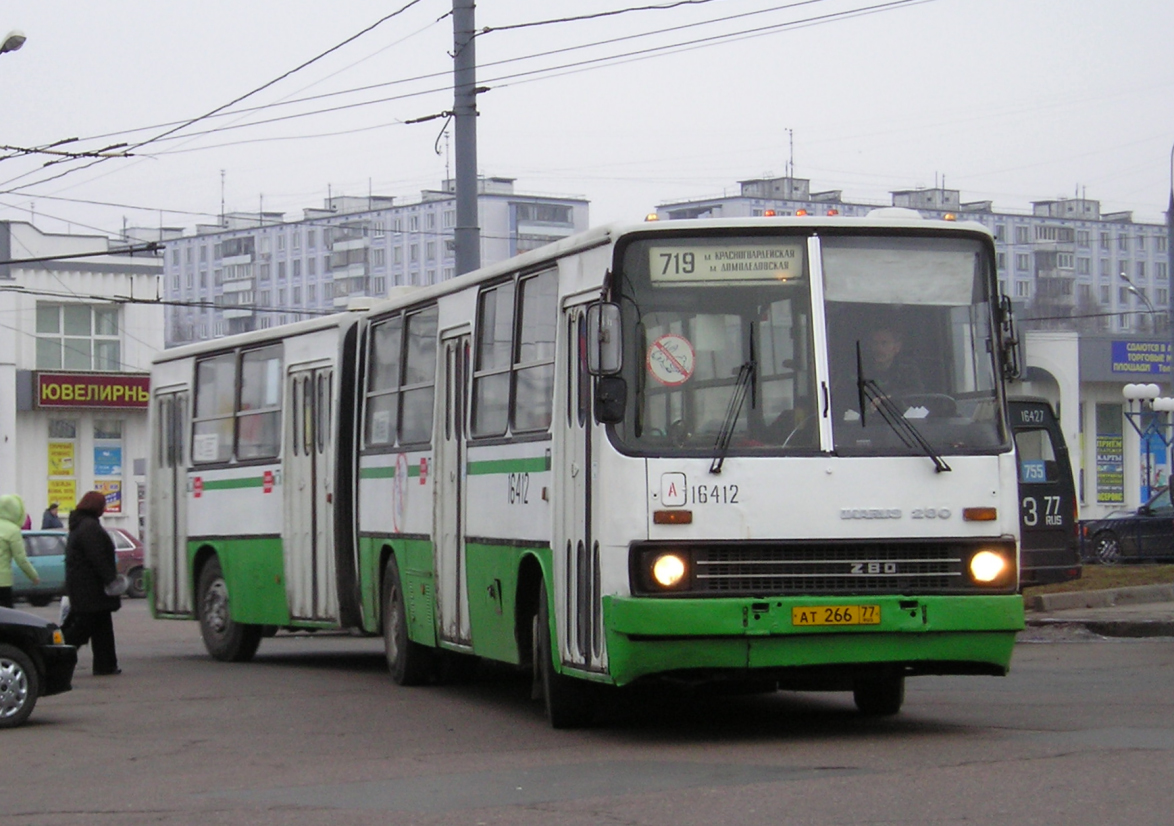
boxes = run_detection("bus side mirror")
[998,294,1022,381]
[586,302,622,376]
[595,376,626,424]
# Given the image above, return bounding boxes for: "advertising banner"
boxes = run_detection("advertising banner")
[47,479,77,512]
[1110,341,1172,376]
[95,480,122,514]
[94,445,123,476]
[48,441,75,475]
[1095,435,1124,503]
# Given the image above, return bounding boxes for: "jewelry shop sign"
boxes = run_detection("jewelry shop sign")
[36,372,150,408]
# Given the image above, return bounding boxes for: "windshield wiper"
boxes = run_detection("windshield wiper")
[710,359,756,474]
[856,342,951,473]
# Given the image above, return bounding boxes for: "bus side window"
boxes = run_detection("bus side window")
[317,373,330,454]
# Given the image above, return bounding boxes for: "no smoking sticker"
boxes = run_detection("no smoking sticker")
[647,334,696,386]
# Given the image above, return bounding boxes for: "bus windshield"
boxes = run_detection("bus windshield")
[615,234,816,455]
[823,235,1004,456]
[612,231,1006,458]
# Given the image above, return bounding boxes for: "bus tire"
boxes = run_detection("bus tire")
[0,643,40,728]
[853,671,905,716]
[196,557,262,663]
[383,556,431,686]
[536,580,595,728]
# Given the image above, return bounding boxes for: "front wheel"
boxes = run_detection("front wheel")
[535,580,596,728]
[1093,531,1121,565]
[382,556,431,685]
[27,595,52,608]
[197,557,262,662]
[853,672,905,716]
[0,643,40,729]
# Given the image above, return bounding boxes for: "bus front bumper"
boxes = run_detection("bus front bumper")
[601,594,1025,687]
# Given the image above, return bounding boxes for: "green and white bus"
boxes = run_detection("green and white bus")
[148,212,1026,726]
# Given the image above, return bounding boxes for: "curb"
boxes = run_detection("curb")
[1025,583,1174,613]
[1023,617,1174,638]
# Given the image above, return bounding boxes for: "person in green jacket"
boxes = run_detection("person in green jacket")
[0,494,41,608]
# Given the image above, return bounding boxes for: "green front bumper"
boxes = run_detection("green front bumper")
[602,594,1025,687]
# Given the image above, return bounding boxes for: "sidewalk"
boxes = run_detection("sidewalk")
[1023,583,1174,638]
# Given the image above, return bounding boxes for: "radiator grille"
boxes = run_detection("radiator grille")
[631,540,1001,596]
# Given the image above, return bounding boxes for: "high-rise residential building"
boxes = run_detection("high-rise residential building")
[658,176,1170,335]
[161,177,589,347]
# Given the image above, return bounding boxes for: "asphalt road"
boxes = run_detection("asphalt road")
[5,599,1173,826]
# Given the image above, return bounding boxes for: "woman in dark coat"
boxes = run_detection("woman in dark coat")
[64,490,121,675]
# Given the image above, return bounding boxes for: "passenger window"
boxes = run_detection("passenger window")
[400,307,438,444]
[365,316,403,447]
[513,270,557,432]
[237,345,283,460]
[192,354,236,463]
[472,281,515,437]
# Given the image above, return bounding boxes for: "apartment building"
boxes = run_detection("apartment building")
[161,177,588,347]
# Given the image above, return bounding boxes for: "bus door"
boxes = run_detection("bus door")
[560,307,601,670]
[435,332,472,646]
[1009,397,1081,585]
[284,365,337,621]
[153,389,191,614]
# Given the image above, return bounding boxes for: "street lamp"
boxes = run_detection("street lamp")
[1,30,26,54]
[1122,383,1174,501]
[1120,266,1158,332]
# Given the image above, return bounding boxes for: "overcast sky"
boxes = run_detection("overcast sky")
[2,0,1172,243]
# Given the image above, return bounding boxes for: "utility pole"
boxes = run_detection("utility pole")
[453,0,481,275]
[1167,142,1174,395]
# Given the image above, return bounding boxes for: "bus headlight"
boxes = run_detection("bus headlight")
[968,549,1012,585]
[652,553,687,588]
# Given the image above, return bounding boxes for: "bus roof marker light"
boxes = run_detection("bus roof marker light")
[826,208,839,216]
[645,213,660,222]
[795,209,808,217]
[943,213,957,221]
[763,209,776,217]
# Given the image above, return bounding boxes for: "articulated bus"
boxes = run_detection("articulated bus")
[148,212,1026,726]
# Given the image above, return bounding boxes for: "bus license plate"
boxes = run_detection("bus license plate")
[792,605,881,627]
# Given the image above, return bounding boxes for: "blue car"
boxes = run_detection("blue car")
[13,530,68,607]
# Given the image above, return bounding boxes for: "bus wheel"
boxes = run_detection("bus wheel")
[535,580,596,728]
[382,556,431,686]
[197,558,262,662]
[853,672,905,716]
